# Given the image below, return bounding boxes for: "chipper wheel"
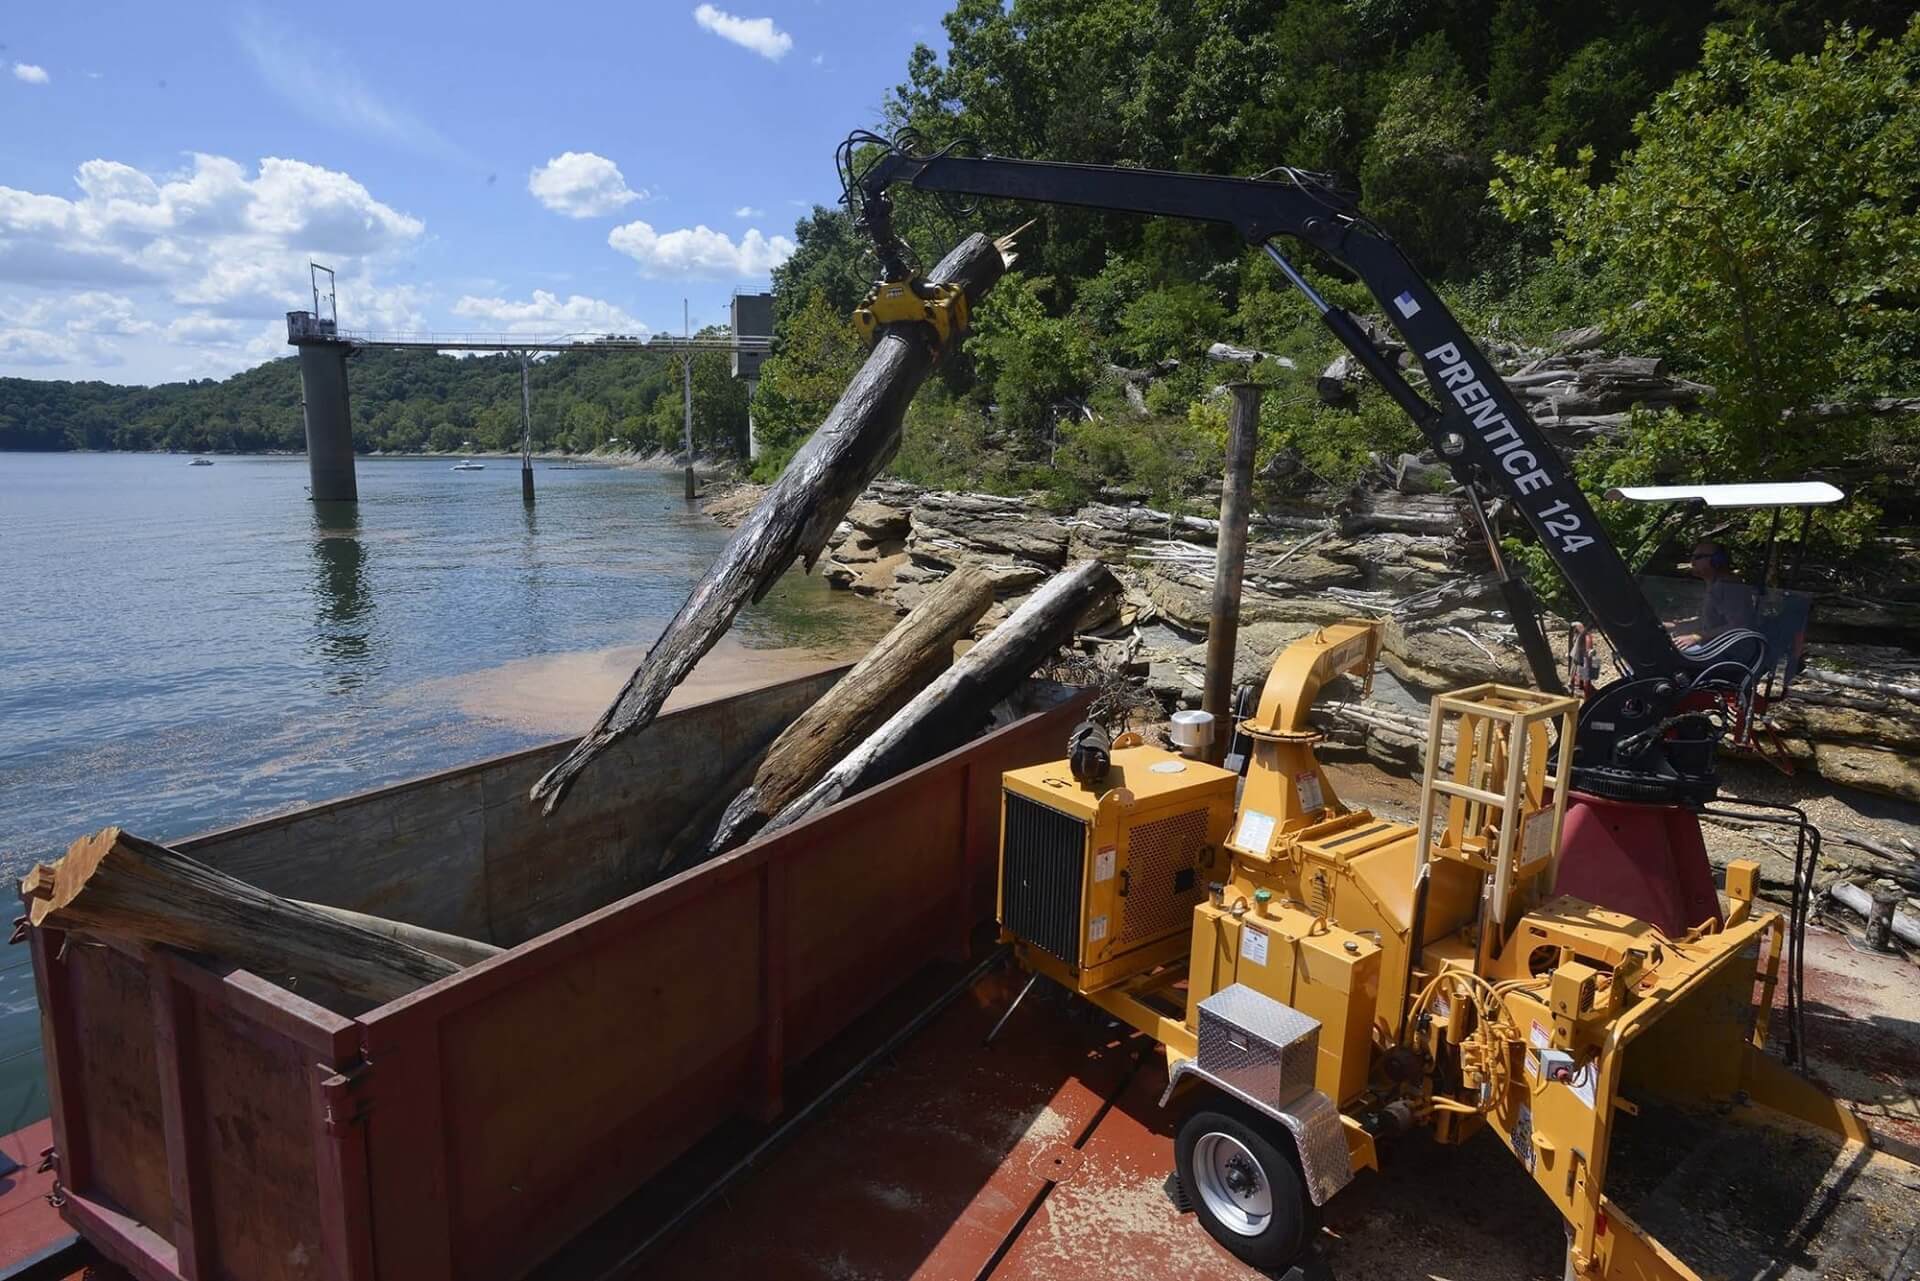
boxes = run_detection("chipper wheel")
[1175,1099,1315,1270]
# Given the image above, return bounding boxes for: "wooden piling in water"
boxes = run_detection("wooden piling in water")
[1204,382,1259,763]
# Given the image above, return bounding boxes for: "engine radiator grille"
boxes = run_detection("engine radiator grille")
[1001,792,1088,963]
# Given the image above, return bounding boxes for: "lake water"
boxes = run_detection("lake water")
[0,452,892,1130]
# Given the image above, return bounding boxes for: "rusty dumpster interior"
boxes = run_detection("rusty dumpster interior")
[34,669,1091,1281]
[178,666,849,958]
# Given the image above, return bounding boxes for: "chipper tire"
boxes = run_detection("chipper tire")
[1176,1100,1313,1270]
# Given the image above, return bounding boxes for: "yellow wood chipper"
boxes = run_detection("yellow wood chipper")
[995,621,1866,1276]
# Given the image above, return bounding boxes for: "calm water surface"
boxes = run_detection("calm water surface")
[0,452,889,1128]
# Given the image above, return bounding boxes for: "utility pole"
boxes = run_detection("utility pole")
[681,299,697,501]
[518,351,536,504]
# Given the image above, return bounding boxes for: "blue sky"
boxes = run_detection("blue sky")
[0,2,950,383]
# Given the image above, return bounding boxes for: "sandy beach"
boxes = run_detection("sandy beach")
[415,631,875,738]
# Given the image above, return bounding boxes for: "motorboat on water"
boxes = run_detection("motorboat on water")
[451,461,486,471]
[188,458,213,466]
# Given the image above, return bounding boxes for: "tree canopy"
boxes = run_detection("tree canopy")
[1,341,748,458]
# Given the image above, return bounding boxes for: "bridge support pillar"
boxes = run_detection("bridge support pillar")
[295,338,357,502]
[680,353,696,501]
[517,350,536,505]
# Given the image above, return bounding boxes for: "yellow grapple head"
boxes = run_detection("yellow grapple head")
[852,277,970,355]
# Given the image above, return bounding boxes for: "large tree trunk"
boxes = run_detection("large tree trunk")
[295,900,502,967]
[25,827,461,1005]
[762,561,1121,836]
[531,231,1018,814]
[696,565,996,862]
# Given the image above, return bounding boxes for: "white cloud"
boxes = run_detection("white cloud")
[734,205,765,219]
[0,327,88,366]
[166,314,248,344]
[337,280,432,335]
[692,5,793,61]
[0,291,152,367]
[0,154,428,379]
[0,154,424,313]
[452,290,649,337]
[528,152,646,218]
[608,219,794,279]
[12,63,50,85]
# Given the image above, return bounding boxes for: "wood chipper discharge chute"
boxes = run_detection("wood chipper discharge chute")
[993,623,1872,1278]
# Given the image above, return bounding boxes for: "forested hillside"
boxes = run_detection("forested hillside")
[0,341,748,457]
[749,0,1920,574]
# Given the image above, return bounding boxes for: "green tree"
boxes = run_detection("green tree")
[748,289,866,478]
[965,273,1099,445]
[769,207,873,336]
[1536,37,1651,169]
[1115,282,1226,366]
[1360,36,1491,276]
[1492,18,1920,474]
[689,348,750,455]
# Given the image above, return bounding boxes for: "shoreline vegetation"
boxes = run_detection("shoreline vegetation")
[2,444,725,466]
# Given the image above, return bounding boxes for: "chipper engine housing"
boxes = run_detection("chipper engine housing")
[995,622,1868,1278]
[1000,746,1237,992]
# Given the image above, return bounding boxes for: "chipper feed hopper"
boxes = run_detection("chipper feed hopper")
[996,621,1868,1276]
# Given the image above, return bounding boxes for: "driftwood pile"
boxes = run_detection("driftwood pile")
[1318,321,1708,450]
[672,565,996,868]
[532,221,1123,845]
[530,230,1020,814]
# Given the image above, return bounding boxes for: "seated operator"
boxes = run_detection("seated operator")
[1672,540,1756,646]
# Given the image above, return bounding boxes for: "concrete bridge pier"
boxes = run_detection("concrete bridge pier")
[288,311,357,503]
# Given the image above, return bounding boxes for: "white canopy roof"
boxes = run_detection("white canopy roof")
[1607,481,1846,509]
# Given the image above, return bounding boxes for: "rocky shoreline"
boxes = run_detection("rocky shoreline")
[709,475,1919,785]
[700,333,1920,917]
[703,486,1920,918]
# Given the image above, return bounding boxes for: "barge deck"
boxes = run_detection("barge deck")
[3,924,1916,1281]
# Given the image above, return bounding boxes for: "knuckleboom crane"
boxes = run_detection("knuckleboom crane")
[841,133,1767,805]
[840,131,1769,933]
[840,134,1862,1277]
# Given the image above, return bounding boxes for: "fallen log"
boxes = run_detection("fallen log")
[1580,355,1666,379]
[1551,323,1608,352]
[762,560,1121,835]
[1317,353,1357,403]
[1500,367,1579,390]
[1800,668,1920,703]
[1207,341,1296,369]
[530,230,1017,815]
[699,565,996,861]
[25,828,460,1005]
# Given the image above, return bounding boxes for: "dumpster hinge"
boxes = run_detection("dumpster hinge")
[319,1060,373,1133]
